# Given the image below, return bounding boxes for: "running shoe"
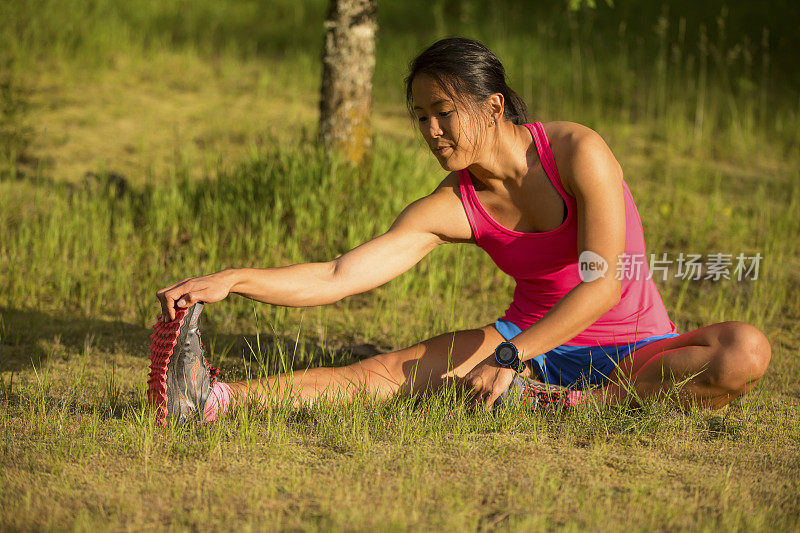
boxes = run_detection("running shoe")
[147,303,219,425]
[494,373,587,411]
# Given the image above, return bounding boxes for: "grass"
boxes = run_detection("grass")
[1,339,797,530]
[1,0,799,530]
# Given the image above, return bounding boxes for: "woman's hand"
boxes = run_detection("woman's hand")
[460,357,517,410]
[156,270,236,321]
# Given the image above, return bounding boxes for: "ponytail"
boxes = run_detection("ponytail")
[502,87,528,125]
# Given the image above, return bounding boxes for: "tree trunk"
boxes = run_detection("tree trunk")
[318,0,377,167]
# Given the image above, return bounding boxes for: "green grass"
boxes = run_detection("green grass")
[1,0,799,530]
[1,330,798,530]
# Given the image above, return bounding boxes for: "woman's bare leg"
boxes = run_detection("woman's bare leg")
[226,323,507,406]
[596,321,771,409]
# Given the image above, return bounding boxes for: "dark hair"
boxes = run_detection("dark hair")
[405,37,528,126]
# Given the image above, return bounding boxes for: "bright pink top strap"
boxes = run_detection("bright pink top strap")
[457,168,484,241]
[525,122,571,200]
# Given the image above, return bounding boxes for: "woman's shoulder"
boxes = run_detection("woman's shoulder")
[537,121,619,197]
[403,172,474,244]
[538,120,606,150]
[429,172,467,213]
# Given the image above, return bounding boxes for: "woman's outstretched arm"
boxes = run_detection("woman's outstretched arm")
[156,173,472,320]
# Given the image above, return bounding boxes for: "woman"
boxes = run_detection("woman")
[150,37,771,424]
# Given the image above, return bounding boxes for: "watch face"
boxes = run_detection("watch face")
[495,343,517,366]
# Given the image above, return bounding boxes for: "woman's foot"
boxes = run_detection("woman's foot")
[494,374,588,410]
[148,303,217,424]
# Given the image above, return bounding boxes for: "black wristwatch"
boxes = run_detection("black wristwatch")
[494,341,525,373]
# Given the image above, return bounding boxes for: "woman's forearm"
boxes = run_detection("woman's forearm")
[511,279,621,360]
[223,262,343,307]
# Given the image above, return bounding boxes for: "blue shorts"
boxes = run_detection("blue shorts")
[494,319,680,390]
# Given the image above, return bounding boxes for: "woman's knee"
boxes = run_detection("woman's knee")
[345,350,414,396]
[709,321,771,390]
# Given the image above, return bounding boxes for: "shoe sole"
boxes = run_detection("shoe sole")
[524,383,585,410]
[497,374,583,410]
[521,385,569,409]
[147,307,189,425]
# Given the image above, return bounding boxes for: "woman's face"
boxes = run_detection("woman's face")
[411,74,484,171]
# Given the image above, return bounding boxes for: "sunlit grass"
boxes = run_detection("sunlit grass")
[1,324,796,530]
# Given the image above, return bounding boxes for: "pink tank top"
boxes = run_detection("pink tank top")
[458,122,677,346]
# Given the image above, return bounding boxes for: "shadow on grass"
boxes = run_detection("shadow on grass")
[201,330,385,383]
[0,306,151,372]
[0,306,383,376]
[703,411,742,441]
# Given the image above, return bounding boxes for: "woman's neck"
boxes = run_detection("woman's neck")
[466,122,532,193]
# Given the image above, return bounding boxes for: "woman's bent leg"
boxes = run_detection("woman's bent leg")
[226,323,506,407]
[598,321,771,409]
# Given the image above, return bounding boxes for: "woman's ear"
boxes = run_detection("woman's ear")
[487,93,504,124]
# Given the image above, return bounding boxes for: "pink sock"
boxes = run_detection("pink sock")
[204,382,233,422]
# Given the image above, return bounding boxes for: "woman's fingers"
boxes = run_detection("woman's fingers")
[175,286,207,308]
[485,385,505,411]
[166,285,202,316]
[156,278,192,321]
[461,364,513,411]
[461,375,491,410]
[481,393,498,411]
[476,387,493,411]
[156,274,231,322]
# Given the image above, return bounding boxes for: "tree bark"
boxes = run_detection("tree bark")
[318,0,377,167]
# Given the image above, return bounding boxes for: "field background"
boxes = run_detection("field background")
[1,0,799,530]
